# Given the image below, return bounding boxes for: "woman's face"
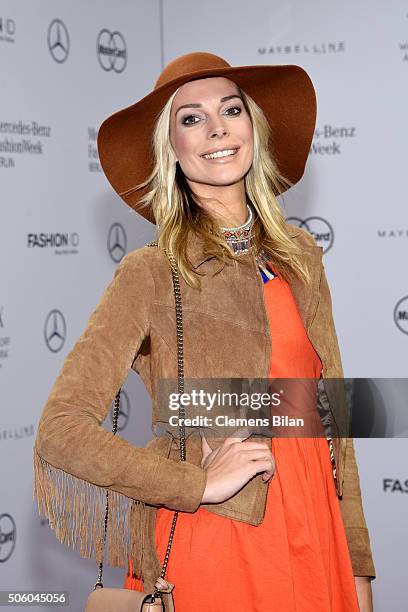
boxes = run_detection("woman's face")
[169,77,253,190]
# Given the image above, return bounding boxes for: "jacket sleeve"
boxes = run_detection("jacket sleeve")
[317,263,376,579]
[33,249,207,525]
[339,437,376,578]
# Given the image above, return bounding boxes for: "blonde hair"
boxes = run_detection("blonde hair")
[135,83,311,289]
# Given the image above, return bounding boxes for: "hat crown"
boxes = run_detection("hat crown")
[154,51,231,90]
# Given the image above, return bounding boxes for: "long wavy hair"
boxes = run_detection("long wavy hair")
[134,83,311,289]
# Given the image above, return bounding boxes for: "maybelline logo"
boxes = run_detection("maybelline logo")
[108,223,127,263]
[311,125,357,155]
[286,216,334,253]
[258,41,345,56]
[47,18,69,63]
[110,389,130,431]
[0,424,34,441]
[0,16,16,43]
[393,296,408,335]
[0,306,10,368]
[377,229,408,238]
[383,478,408,493]
[44,309,66,353]
[97,29,127,73]
[27,232,79,255]
[0,513,16,563]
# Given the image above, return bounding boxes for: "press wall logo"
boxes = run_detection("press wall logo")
[286,216,334,253]
[97,29,127,73]
[110,389,130,431]
[0,513,16,563]
[383,478,408,493]
[0,119,52,170]
[0,16,16,43]
[27,232,79,255]
[377,228,408,239]
[47,18,69,63]
[44,309,66,353]
[0,424,34,441]
[258,40,345,56]
[400,40,408,61]
[398,13,408,61]
[108,223,127,263]
[393,296,408,335]
[0,306,11,368]
[88,127,101,173]
[311,124,357,156]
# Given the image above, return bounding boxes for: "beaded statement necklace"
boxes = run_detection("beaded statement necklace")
[219,204,277,283]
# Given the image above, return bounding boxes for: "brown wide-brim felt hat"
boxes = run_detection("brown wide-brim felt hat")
[97,51,317,225]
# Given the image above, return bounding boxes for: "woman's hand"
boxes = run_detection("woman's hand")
[200,430,275,504]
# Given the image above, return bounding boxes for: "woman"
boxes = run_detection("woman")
[33,52,375,611]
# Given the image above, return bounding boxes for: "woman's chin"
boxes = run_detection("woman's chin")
[192,171,248,188]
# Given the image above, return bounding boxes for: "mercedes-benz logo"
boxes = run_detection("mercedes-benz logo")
[44,309,66,353]
[97,29,127,73]
[0,513,16,563]
[394,296,408,335]
[110,389,130,431]
[107,223,127,263]
[47,18,70,64]
[286,216,334,253]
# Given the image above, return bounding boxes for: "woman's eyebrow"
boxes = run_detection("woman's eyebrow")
[175,94,243,116]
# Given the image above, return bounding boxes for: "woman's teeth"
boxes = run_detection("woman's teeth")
[202,148,238,160]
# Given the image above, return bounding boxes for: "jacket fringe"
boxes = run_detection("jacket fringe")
[33,447,146,579]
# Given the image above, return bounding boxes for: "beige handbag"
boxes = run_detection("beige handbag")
[85,243,185,612]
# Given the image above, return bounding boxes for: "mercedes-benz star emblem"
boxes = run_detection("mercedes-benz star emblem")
[44,309,67,353]
[47,18,70,63]
[108,223,127,263]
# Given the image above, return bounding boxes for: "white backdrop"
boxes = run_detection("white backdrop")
[1,1,407,610]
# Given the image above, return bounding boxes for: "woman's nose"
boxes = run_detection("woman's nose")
[208,118,229,139]
[210,126,228,139]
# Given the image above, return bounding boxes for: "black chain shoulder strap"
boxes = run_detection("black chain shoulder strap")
[94,240,188,600]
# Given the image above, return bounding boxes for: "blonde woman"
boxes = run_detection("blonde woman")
[34,52,375,611]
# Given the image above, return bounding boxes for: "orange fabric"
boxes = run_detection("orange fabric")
[124,274,359,611]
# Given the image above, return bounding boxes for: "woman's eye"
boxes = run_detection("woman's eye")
[180,106,242,126]
[224,106,242,116]
[181,114,201,126]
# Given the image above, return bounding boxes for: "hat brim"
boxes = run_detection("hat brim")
[97,63,317,225]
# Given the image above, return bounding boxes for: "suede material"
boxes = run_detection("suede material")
[33,223,376,590]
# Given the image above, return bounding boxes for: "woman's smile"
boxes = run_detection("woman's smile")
[201,147,240,162]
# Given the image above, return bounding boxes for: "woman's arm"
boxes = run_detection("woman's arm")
[355,576,374,612]
[34,248,207,514]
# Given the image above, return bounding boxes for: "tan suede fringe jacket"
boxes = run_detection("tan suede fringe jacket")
[33,224,376,593]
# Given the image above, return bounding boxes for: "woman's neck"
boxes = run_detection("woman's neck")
[187,179,248,227]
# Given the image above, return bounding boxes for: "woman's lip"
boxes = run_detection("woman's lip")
[200,149,240,162]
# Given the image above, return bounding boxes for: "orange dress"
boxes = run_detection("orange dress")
[124,272,360,611]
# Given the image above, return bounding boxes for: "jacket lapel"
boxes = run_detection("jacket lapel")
[284,240,323,332]
[185,225,323,331]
